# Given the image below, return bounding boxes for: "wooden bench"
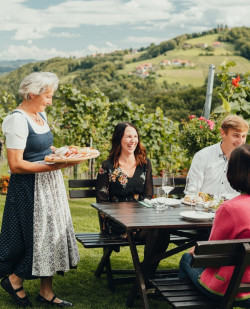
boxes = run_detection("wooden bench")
[150,239,250,309]
[69,177,199,292]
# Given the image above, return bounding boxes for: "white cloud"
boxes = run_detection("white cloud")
[0,0,173,41]
[0,42,119,60]
[0,0,249,42]
[51,32,81,38]
[0,45,66,60]
[0,0,250,60]
[80,42,119,56]
[124,36,164,45]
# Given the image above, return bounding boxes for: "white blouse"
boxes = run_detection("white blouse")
[2,110,50,149]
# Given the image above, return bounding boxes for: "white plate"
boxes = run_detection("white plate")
[180,211,215,221]
[44,152,100,163]
[181,198,195,206]
[164,198,181,206]
[151,197,180,207]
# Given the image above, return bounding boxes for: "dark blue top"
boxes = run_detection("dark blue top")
[12,111,53,162]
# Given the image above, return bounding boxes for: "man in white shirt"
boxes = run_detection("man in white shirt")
[186,115,249,198]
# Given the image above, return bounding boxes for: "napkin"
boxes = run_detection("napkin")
[139,200,154,208]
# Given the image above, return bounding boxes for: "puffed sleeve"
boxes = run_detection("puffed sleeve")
[2,113,28,149]
[142,158,153,199]
[96,160,110,202]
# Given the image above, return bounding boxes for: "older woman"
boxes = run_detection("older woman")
[179,144,250,307]
[0,72,79,307]
[96,122,169,283]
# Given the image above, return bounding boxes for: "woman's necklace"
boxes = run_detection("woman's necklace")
[18,105,42,123]
[25,111,42,123]
[31,113,41,123]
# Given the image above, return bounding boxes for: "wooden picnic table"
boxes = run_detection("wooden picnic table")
[92,201,213,308]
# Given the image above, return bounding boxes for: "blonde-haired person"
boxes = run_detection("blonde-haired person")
[185,115,249,198]
[179,144,250,306]
[0,72,79,307]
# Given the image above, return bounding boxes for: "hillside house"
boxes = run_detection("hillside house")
[160,60,171,66]
[171,59,190,67]
[136,63,152,73]
[130,49,138,54]
[135,63,152,77]
[140,71,149,78]
[212,41,222,47]
[195,43,207,48]
[182,43,192,49]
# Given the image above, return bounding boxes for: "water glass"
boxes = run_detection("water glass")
[195,202,204,213]
[155,187,165,210]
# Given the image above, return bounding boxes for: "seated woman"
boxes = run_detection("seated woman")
[96,122,169,281]
[179,144,250,307]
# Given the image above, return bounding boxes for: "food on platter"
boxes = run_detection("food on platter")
[182,192,216,206]
[45,145,100,163]
[204,198,224,213]
[182,194,202,205]
[183,195,194,204]
[197,192,214,202]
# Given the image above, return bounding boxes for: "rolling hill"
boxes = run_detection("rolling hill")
[0,27,249,122]
[118,33,250,87]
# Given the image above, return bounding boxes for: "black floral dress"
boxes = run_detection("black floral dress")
[96,158,153,235]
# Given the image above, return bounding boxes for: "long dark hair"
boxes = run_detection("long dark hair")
[227,144,250,194]
[108,122,147,168]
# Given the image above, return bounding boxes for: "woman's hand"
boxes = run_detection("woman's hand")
[50,146,57,153]
[188,246,195,256]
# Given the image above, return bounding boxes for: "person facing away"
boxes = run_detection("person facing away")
[179,144,250,306]
[96,122,169,282]
[185,115,249,198]
[0,72,80,307]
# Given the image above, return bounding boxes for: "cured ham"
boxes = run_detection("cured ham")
[45,146,100,163]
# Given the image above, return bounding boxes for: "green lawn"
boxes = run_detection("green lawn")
[0,194,179,309]
[0,194,242,308]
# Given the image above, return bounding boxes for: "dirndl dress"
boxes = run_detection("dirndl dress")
[0,111,80,279]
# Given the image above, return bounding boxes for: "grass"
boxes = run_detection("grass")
[0,194,242,308]
[0,194,179,309]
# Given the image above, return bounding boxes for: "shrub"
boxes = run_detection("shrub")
[179,115,221,160]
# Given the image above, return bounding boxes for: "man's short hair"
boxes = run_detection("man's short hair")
[221,115,249,134]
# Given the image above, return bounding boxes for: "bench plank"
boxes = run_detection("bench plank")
[151,239,250,309]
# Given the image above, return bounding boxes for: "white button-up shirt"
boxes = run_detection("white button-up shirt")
[186,142,239,198]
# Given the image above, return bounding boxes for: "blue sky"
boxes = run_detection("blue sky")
[0,0,250,60]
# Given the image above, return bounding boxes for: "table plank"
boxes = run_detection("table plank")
[92,202,213,229]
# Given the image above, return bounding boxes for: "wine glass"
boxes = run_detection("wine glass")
[162,172,175,200]
[184,176,200,210]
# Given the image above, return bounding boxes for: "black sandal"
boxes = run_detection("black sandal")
[36,294,73,307]
[1,276,32,307]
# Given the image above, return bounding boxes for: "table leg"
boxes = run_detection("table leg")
[126,229,150,309]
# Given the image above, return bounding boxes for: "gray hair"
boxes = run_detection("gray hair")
[19,72,59,100]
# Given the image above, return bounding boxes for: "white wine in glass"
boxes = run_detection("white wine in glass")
[162,172,175,199]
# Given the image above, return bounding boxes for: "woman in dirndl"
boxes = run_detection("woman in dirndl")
[0,72,80,307]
